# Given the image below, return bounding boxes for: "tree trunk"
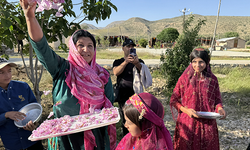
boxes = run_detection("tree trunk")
[20,42,44,103]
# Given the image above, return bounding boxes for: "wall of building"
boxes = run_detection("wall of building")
[238,39,246,48]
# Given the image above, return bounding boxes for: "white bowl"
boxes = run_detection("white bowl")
[196,111,223,119]
[14,103,43,128]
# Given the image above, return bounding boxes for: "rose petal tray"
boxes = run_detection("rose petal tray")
[28,107,120,141]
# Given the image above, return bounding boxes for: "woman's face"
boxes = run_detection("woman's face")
[191,57,206,73]
[124,114,141,137]
[75,36,95,64]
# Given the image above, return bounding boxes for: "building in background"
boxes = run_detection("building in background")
[216,37,246,50]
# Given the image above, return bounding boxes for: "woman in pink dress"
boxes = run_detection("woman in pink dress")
[116,92,173,150]
[170,47,227,150]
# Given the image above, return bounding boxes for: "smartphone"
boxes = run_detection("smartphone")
[130,48,136,56]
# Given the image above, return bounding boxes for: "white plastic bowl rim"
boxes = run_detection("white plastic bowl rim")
[14,103,43,128]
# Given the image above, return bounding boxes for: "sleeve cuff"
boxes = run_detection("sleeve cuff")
[215,103,223,113]
[0,113,7,126]
[176,103,183,113]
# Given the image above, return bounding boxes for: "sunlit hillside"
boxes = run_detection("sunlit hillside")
[83,14,250,40]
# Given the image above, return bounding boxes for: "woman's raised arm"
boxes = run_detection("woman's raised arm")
[20,0,43,42]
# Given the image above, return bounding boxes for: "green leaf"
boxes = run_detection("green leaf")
[0,10,10,18]
[1,18,12,28]
[12,16,21,24]
[107,1,117,11]
[9,25,13,31]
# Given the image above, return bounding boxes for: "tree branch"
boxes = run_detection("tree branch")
[77,16,88,24]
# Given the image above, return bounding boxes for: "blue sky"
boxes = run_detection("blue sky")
[70,0,250,27]
[8,0,250,27]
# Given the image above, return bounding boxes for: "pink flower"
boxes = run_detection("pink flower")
[30,107,120,139]
[33,0,65,17]
[55,12,63,17]
[43,90,51,96]
[54,101,62,106]
[47,112,54,119]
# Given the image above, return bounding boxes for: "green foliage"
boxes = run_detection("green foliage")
[0,0,117,102]
[138,38,147,48]
[0,0,81,54]
[246,41,250,45]
[81,0,117,23]
[151,69,164,79]
[160,15,206,97]
[216,68,250,95]
[157,28,179,43]
[224,31,239,38]
[1,54,9,60]
[117,37,121,43]
[154,41,161,49]
[244,35,250,45]
[211,67,232,75]
[100,38,110,48]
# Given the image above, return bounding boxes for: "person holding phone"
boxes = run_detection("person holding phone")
[113,39,152,136]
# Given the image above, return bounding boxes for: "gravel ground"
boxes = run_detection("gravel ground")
[0,73,249,150]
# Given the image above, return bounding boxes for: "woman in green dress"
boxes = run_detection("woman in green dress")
[20,0,116,149]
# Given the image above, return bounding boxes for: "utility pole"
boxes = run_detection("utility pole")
[134,30,137,45]
[147,30,151,48]
[119,26,123,46]
[210,0,221,55]
[180,8,190,31]
[107,28,109,50]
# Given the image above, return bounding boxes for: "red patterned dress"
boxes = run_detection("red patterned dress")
[170,64,223,150]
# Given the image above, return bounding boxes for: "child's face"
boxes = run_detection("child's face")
[0,65,12,89]
[124,114,141,137]
[191,57,206,73]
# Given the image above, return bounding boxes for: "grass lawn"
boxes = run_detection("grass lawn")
[212,67,250,95]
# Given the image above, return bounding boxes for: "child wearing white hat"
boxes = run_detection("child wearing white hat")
[0,58,44,150]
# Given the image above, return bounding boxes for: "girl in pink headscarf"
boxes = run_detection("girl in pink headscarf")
[170,47,226,150]
[116,92,173,150]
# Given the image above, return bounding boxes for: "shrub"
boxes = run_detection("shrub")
[100,38,110,48]
[245,40,250,45]
[138,38,147,48]
[154,41,161,49]
[224,31,239,38]
[157,28,179,43]
[160,15,206,97]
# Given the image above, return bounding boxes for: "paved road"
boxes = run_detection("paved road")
[9,58,250,67]
[108,48,250,57]
[8,50,250,66]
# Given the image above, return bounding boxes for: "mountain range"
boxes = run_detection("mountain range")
[81,14,250,40]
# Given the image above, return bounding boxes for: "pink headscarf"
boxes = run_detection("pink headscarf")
[116,93,173,150]
[65,30,116,150]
